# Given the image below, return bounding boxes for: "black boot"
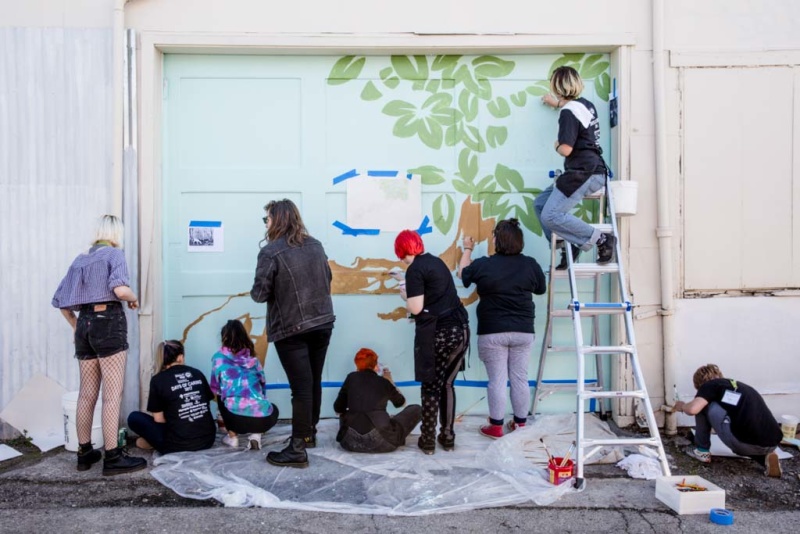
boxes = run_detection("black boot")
[303,426,317,449]
[102,447,147,477]
[266,438,308,468]
[556,245,581,270]
[76,442,102,472]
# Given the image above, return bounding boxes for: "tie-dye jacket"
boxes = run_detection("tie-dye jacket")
[209,347,273,418]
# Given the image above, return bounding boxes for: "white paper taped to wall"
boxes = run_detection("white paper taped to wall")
[346,173,421,232]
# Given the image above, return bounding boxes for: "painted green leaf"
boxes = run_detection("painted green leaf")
[525,82,550,97]
[423,92,453,110]
[579,54,603,77]
[486,126,508,148]
[455,65,492,100]
[548,56,571,77]
[472,56,515,79]
[510,90,527,107]
[458,90,479,122]
[360,81,382,101]
[412,80,426,91]
[383,76,400,89]
[432,194,456,234]
[475,174,495,192]
[563,53,586,62]
[409,165,446,185]
[481,194,509,219]
[444,124,460,146]
[425,79,441,93]
[457,148,478,182]
[452,179,475,195]
[461,125,486,153]
[518,197,543,236]
[392,115,417,138]
[487,97,510,118]
[432,55,462,76]
[441,79,456,90]
[432,107,463,127]
[379,67,393,80]
[495,163,524,191]
[383,100,415,117]
[327,56,366,85]
[391,55,429,81]
[581,57,609,80]
[594,72,611,102]
[417,118,444,149]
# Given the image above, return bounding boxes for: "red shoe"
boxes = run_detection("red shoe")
[505,420,526,432]
[479,422,504,439]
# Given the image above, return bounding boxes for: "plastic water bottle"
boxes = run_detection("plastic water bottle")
[117,427,127,448]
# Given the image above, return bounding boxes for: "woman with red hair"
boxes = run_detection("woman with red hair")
[393,230,469,454]
[333,348,421,453]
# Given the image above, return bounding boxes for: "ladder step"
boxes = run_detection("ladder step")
[552,308,628,317]
[551,263,620,277]
[569,301,632,312]
[581,437,663,448]
[584,189,605,199]
[581,390,647,400]
[590,223,613,233]
[580,345,635,355]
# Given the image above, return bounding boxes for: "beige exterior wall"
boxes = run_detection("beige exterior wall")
[3,0,800,420]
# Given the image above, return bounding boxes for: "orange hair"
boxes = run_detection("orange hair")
[354,348,378,371]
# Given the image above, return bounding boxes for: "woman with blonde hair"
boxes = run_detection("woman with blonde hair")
[52,215,146,475]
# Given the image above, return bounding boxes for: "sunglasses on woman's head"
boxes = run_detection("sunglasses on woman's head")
[262,216,270,224]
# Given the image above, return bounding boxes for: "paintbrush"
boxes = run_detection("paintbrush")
[455,396,486,422]
[559,441,576,467]
[540,438,555,464]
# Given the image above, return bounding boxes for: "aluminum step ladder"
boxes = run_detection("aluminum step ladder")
[530,175,671,489]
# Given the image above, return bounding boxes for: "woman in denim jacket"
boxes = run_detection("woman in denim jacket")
[251,199,335,468]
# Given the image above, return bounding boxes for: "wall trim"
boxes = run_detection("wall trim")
[670,49,800,68]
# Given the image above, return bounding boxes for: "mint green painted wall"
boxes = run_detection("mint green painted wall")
[162,53,612,419]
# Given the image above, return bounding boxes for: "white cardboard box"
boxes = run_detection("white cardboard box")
[655,475,725,515]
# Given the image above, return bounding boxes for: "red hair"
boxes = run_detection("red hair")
[354,348,378,371]
[394,230,424,259]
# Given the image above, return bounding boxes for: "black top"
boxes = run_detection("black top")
[405,253,465,329]
[461,254,547,335]
[333,370,405,434]
[696,378,783,448]
[559,97,606,174]
[147,365,217,453]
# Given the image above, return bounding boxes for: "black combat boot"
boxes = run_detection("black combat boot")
[303,426,317,449]
[556,244,581,270]
[76,442,102,471]
[102,447,147,476]
[266,438,308,468]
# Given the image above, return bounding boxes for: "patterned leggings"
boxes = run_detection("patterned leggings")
[77,351,127,449]
[419,325,469,445]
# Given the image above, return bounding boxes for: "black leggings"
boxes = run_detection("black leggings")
[218,401,280,434]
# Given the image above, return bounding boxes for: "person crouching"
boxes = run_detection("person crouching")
[333,348,421,453]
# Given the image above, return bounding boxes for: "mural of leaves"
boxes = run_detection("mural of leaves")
[433,194,456,234]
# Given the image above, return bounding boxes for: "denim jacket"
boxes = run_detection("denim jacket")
[250,235,335,342]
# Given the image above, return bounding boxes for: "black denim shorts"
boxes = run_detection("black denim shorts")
[74,304,129,360]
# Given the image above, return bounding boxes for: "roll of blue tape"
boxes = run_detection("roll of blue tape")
[709,508,734,525]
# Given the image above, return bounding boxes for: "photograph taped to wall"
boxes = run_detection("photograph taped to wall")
[188,221,224,252]
[346,174,421,232]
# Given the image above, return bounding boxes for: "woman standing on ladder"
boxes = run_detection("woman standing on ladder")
[534,65,615,269]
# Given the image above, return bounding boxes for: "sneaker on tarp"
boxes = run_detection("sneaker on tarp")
[505,420,526,433]
[686,447,711,464]
[222,434,239,448]
[479,422,504,440]
[246,434,262,451]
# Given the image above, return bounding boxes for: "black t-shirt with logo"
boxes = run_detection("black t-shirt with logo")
[405,253,466,329]
[461,253,546,335]
[696,378,782,448]
[558,97,606,174]
[147,364,216,453]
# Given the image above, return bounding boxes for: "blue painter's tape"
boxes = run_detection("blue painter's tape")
[265,378,599,389]
[189,221,221,227]
[417,215,433,235]
[332,220,380,236]
[406,173,413,180]
[332,169,359,185]
[367,170,398,177]
[709,509,734,526]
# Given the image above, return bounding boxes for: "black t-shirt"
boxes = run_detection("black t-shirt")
[559,97,605,174]
[147,365,217,453]
[461,254,546,335]
[405,253,465,329]
[333,370,405,434]
[696,378,782,448]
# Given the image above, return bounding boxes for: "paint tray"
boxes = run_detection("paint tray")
[655,475,725,515]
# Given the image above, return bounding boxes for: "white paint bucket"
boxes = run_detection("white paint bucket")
[609,180,639,216]
[61,391,104,452]
[781,414,798,440]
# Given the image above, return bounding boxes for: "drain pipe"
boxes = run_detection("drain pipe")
[652,0,678,435]
[111,0,129,217]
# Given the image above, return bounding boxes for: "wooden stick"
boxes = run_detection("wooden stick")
[455,396,486,422]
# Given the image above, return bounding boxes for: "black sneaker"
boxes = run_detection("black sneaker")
[556,245,581,270]
[76,443,102,472]
[102,447,147,476]
[597,233,616,264]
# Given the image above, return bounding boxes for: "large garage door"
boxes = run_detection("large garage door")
[162,53,612,418]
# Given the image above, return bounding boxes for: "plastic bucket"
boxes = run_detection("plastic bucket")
[781,415,798,440]
[62,391,104,452]
[609,180,639,216]
[548,457,575,485]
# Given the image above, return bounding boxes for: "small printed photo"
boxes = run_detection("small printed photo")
[188,221,224,252]
[189,227,214,247]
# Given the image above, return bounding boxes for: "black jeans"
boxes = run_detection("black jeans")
[127,411,166,453]
[274,328,333,439]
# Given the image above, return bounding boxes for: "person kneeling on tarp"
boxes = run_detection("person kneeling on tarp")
[334,348,422,453]
[674,363,783,478]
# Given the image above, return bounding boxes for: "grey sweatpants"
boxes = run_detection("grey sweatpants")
[477,332,535,422]
[695,402,776,458]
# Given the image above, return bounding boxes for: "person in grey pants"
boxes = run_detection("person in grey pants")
[458,219,546,439]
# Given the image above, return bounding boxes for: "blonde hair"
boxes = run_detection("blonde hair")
[692,364,724,389]
[550,66,584,100]
[93,214,124,248]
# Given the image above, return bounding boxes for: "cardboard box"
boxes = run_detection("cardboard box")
[655,475,725,515]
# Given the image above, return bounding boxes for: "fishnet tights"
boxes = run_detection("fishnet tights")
[77,351,127,448]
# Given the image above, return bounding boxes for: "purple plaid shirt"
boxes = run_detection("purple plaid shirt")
[52,245,130,310]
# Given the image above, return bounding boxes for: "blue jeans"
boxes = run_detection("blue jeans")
[127,411,166,452]
[533,173,606,250]
[695,402,776,459]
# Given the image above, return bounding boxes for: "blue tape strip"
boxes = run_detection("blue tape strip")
[417,215,433,235]
[264,378,600,389]
[332,221,380,236]
[709,509,734,526]
[367,170,398,177]
[406,173,413,180]
[332,169,359,185]
[189,221,221,227]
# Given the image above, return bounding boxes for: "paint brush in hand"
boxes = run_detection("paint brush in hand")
[559,441,576,467]
[540,438,555,464]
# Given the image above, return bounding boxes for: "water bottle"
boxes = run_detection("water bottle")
[117,427,127,448]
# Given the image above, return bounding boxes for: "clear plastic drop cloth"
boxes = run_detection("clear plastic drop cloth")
[150,414,622,515]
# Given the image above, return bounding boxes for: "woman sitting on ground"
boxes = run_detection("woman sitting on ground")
[128,340,216,454]
[334,348,421,453]
[209,319,280,451]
